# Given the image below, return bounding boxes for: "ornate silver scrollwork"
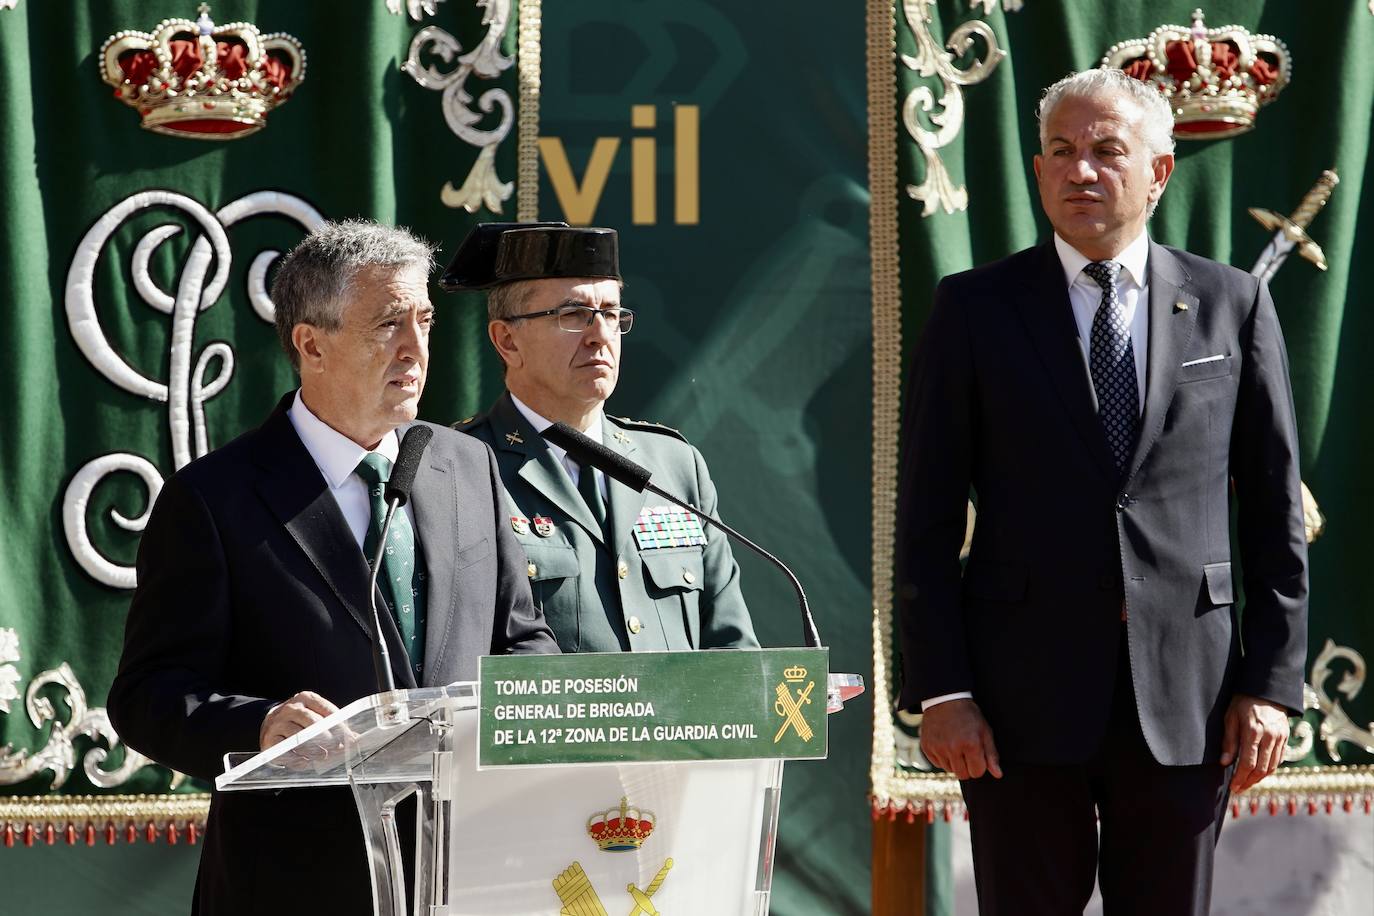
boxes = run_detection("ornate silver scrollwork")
[900,0,1005,217]
[62,190,323,589]
[387,0,446,20]
[0,628,20,715]
[970,0,1024,12]
[403,1,515,213]
[0,628,181,789]
[1287,639,1374,763]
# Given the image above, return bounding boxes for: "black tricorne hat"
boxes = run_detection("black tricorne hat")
[440,222,621,291]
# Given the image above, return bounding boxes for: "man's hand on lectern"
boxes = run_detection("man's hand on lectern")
[920,698,1004,781]
[260,690,340,750]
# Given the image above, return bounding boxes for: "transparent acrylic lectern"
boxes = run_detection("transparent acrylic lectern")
[217,675,863,915]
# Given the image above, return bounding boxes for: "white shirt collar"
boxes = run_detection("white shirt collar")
[1054,229,1150,291]
[287,389,400,489]
[509,393,604,465]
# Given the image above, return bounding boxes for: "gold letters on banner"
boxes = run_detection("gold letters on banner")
[899,0,1006,217]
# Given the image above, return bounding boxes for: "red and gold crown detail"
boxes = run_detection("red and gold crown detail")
[1101,9,1289,141]
[586,797,656,852]
[99,4,305,140]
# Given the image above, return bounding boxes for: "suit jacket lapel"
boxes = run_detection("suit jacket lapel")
[254,396,417,689]
[1015,242,1118,482]
[603,422,647,555]
[406,426,459,683]
[490,393,606,545]
[1126,241,1198,481]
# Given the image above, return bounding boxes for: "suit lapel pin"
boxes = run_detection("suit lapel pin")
[510,515,530,535]
[533,516,555,537]
[612,429,630,445]
[1174,301,1190,312]
[505,430,524,445]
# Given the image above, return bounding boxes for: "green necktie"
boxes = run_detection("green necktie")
[355,453,426,681]
[576,461,608,536]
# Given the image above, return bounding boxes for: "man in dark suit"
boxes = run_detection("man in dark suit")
[897,69,1308,915]
[443,223,759,653]
[107,220,558,915]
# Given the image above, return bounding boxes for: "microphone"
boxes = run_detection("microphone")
[542,422,822,649]
[366,425,434,703]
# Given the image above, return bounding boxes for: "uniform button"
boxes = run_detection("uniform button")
[682,570,696,585]
[527,563,537,578]
[628,616,642,634]
[1116,493,1131,512]
[617,561,629,579]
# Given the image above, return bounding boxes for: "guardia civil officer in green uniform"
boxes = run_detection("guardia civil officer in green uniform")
[441,222,759,654]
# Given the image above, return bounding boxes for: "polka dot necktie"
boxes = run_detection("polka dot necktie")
[1082,260,1139,476]
[356,453,426,680]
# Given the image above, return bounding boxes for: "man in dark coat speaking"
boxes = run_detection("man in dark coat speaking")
[107,220,558,915]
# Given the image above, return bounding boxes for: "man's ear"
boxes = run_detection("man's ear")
[292,323,325,374]
[1150,152,1176,201]
[1032,153,1043,183]
[488,320,524,371]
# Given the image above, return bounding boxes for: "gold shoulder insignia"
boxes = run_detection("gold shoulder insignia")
[607,415,689,444]
[451,415,482,431]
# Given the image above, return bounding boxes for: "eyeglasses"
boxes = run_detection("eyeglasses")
[505,304,635,335]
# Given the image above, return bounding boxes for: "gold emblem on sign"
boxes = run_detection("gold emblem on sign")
[773,665,815,743]
[587,797,655,851]
[552,857,675,916]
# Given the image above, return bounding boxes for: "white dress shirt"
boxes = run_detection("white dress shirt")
[510,393,608,500]
[286,390,412,550]
[920,231,1151,713]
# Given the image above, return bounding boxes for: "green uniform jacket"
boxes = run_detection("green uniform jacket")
[456,392,759,653]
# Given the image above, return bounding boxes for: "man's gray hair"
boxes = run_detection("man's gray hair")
[487,280,536,322]
[271,219,436,369]
[1037,69,1176,159]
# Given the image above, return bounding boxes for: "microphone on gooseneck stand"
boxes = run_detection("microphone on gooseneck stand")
[541,422,823,649]
[366,425,434,719]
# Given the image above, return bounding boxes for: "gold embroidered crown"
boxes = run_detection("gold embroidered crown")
[586,797,656,852]
[1101,9,1289,141]
[99,4,306,140]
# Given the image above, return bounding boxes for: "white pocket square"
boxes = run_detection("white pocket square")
[1181,354,1227,368]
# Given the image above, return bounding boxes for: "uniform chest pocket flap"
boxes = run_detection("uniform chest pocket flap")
[523,544,580,582]
[641,550,705,593]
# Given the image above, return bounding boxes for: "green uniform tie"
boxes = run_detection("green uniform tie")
[576,461,608,537]
[356,453,427,681]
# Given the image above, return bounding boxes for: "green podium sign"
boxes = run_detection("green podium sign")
[478,648,829,767]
